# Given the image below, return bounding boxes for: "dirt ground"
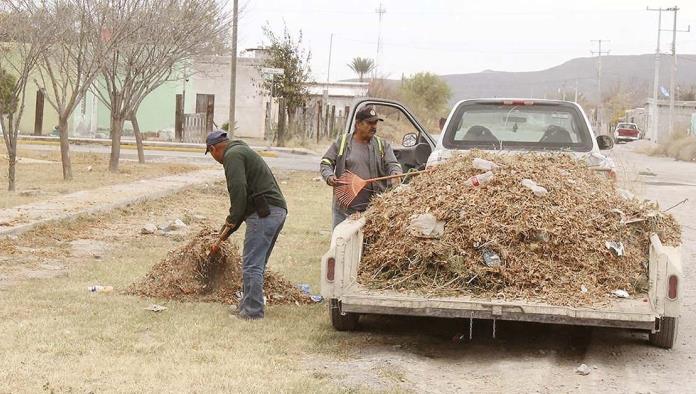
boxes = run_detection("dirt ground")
[0,145,694,392]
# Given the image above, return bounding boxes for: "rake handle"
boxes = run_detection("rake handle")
[362,169,429,184]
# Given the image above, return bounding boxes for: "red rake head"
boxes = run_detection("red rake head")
[335,171,368,208]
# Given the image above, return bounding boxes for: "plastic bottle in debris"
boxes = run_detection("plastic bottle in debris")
[465,171,494,187]
[88,285,113,293]
[520,179,548,196]
[472,158,498,171]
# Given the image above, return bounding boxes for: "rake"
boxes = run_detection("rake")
[334,170,429,208]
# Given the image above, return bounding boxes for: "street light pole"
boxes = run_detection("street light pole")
[228,0,239,136]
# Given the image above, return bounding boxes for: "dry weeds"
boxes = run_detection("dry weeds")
[359,151,681,306]
[128,228,312,305]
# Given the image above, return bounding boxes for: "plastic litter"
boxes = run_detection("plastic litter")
[576,364,591,376]
[408,213,445,239]
[482,249,502,268]
[472,158,499,171]
[464,171,494,187]
[296,283,324,303]
[88,285,113,293]
[521,179,548,196]
[612,289,630,298]
[144,304,167,312]
[581,285,588,293]
[605,241,625,256]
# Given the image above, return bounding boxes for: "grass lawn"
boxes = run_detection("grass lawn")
[0,146,199,209]
[0,170,395,393]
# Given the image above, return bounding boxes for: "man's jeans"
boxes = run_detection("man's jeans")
[332,204,349,229]
[240,205,287,318]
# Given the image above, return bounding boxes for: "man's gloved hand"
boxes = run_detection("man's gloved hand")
[327,175,339,187]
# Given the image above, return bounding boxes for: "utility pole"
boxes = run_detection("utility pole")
[666,6,690,137]
[228,0,239,137]
[591,40,610,135]
[374,2,386,79]
[326,33,333,84]
[646,6,664,142]
[574,79,578,103]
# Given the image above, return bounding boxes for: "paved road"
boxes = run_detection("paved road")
[316,143,696,393]
[18,142,321,173]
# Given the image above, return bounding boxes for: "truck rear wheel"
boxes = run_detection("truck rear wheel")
[649,317,678,349]
[329,299,359,331]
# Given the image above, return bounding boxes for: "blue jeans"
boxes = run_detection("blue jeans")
[240,205,287,318]
[332,204,348,229]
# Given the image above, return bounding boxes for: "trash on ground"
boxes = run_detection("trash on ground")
[88,285,113,293]
[520,178,548,196]
[612,289,630,299]
[408,213,445,239]
[161,219,187,232]
[141,223,158,235]
[638,169,657,176]
[605,241,625,257]
[465,171,494,187]
[127,228,311,305]
[575,364,591,376]
[297,283,324,303]
[581,285,588,293]
[144,304,167,312]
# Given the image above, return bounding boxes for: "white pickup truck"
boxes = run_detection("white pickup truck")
[321,98,683,348]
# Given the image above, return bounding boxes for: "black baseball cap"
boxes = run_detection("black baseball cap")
[355,106,384,123]
[205,130,228,154]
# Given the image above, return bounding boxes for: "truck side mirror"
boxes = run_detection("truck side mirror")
[402,133,417,147]
[596,135,614,150]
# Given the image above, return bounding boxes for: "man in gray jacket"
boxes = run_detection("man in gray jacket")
[320,106,402,228]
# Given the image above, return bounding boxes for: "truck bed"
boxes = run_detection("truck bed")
[339,283,656,330]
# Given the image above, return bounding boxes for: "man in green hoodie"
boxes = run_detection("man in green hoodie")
[206,130,287,320]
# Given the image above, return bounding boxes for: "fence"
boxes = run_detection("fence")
[182,113,207,143]
[265,101,350,143]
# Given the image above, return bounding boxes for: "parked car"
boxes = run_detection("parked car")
[614,122,641,143]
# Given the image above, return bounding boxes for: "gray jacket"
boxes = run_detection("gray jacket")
[320,133,402,210]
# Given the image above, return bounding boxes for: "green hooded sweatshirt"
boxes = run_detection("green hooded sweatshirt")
[222,140,287,233]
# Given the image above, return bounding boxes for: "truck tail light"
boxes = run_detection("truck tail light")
[326,257,335,282]
[668,275,678,300]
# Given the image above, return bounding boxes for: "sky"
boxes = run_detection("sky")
[237,0,696,82]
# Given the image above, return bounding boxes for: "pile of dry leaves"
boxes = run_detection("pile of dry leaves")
[360,151,681,305]
[128,228,311,305]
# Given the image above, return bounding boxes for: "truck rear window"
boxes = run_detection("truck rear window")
[443,103,594,152]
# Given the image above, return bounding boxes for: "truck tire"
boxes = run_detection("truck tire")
[649,317,678,349]
[329,299,359,331]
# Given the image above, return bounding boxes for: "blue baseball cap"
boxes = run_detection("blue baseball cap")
[205,130,228,154]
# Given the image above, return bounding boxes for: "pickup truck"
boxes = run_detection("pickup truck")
[320,98,682,348]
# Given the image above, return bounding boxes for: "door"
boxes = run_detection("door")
[345,98,436,171]
[196,94,215,132]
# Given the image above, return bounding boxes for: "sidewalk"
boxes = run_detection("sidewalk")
[17,135,317,156]
[0,169,223,237]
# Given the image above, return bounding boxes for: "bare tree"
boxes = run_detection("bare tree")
[0,2,54,191]
[93,0,229,171]
[35,0,124,180]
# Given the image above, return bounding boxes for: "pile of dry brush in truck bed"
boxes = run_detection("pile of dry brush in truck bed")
[359,151,681,306]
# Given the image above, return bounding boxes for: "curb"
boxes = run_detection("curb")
[0,170,222,238]
[17,135,317,156]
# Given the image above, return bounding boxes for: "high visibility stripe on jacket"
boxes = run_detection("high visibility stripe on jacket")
[337,133,384,158]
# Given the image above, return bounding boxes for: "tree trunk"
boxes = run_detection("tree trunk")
[5,114,16,192]
[276,98,286,147]
[109,114,123,172]
[58,116,72,180]
[129,112,145,164]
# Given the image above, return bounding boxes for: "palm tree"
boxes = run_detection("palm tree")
[348,57,375,82]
